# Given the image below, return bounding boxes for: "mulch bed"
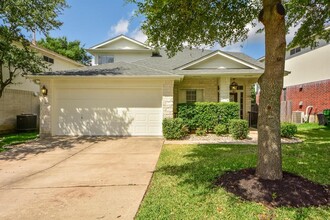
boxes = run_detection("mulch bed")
[215,168,329,208]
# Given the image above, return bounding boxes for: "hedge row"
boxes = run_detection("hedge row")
[177,102,240,130]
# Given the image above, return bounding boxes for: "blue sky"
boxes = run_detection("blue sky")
[40,0,272,59]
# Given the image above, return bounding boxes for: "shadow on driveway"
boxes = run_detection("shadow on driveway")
[0,136,123,161]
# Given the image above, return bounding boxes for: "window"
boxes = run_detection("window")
[178,89,203,103]
[290,47,301,56]
[43,56,54,64]
[186,90,197,103]
[98,55,114,65]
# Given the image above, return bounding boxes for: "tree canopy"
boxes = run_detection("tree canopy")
[131,0,329,55]
[130,0,330,180]
[38,36,91,65]
[0,0,68,98]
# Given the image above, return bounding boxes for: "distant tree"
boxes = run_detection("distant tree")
[0,0,68,98]
[38,36,91,65]
[130,0,330,180]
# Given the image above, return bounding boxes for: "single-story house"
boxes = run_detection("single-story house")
[29,35,265,137]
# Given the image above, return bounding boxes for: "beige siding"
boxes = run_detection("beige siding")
[94,51,152,64]
[186,54,251,69]
[5,51,83,93]
[284,44,330,87]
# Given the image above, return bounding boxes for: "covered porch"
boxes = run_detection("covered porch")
[173,76,259,120]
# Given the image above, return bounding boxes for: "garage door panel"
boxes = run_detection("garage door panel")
[55,88,163,136]
[57,88,162,108]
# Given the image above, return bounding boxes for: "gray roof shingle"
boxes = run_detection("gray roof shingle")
[32,46,265,77]
[133,48,265,71]
[33,61,178,77]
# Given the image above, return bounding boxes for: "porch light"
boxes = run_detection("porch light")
[230,79,238,91]
[41,85,48,96]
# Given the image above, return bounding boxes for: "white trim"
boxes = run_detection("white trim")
[177,51,260,70]
[90,35,153,50]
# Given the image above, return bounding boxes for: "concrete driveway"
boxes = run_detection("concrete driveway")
[0,137,163,220]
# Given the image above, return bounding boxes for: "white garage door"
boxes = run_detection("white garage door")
[55,88,162,136]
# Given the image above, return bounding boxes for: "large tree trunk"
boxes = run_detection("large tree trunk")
[256,0,286,180]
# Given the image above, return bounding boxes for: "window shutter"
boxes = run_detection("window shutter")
[196,89,203,102]
[179,90,186,103]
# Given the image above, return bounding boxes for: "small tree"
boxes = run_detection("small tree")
[130,0,330,180]
[0,0,68,98]
[38,36,91,65]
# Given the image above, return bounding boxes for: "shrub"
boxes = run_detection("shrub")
[281,123,297,138]
[229,119,249,140]
[214,124,228,136]
[177,102,239,131]
[196,127,207,136]
[162,118,188,140]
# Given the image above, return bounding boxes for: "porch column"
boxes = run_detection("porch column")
[219,77,230,102]
[163,80,174,118]
[39,79,53,137]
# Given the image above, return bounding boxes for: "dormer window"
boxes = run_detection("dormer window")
[98,55,114,65]
[290,47,301,56]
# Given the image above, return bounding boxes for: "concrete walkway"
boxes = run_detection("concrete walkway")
[0,137,163,220]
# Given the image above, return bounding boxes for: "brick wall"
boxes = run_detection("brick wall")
[0,89,39,133]
[283,79,330,114]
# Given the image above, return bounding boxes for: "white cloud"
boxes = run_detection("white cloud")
[109,19,130,36]
[212,21,264,52]
[129,28,148,43]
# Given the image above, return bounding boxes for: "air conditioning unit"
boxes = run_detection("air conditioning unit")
[292,111,304,124]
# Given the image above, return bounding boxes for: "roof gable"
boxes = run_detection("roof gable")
[90,35,152,50]
[176,51,261,70]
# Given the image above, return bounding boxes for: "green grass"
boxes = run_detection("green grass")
[0,132,38,152]
[136,123,330,219]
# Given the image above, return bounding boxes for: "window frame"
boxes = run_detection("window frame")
[97,55,114,65]
[43,55,54,64]
[186,89,197,103]
[290,47,301,56]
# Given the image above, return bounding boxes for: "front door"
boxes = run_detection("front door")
[230,92,243,119]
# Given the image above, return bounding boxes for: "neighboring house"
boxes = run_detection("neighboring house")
[29,35,265,137]
[0,44,84,133]
[282,36,330,123]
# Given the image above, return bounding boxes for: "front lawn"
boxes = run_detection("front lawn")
[0,132,38,152]
[136,123,330,219]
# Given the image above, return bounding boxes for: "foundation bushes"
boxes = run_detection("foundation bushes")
[229,119,249,140]
[177,102,239,131]
[281,122,298,138]
[214,124,228,136]
[162,118,188,140]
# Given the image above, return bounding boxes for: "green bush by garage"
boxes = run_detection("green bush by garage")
[162,118,188,140]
